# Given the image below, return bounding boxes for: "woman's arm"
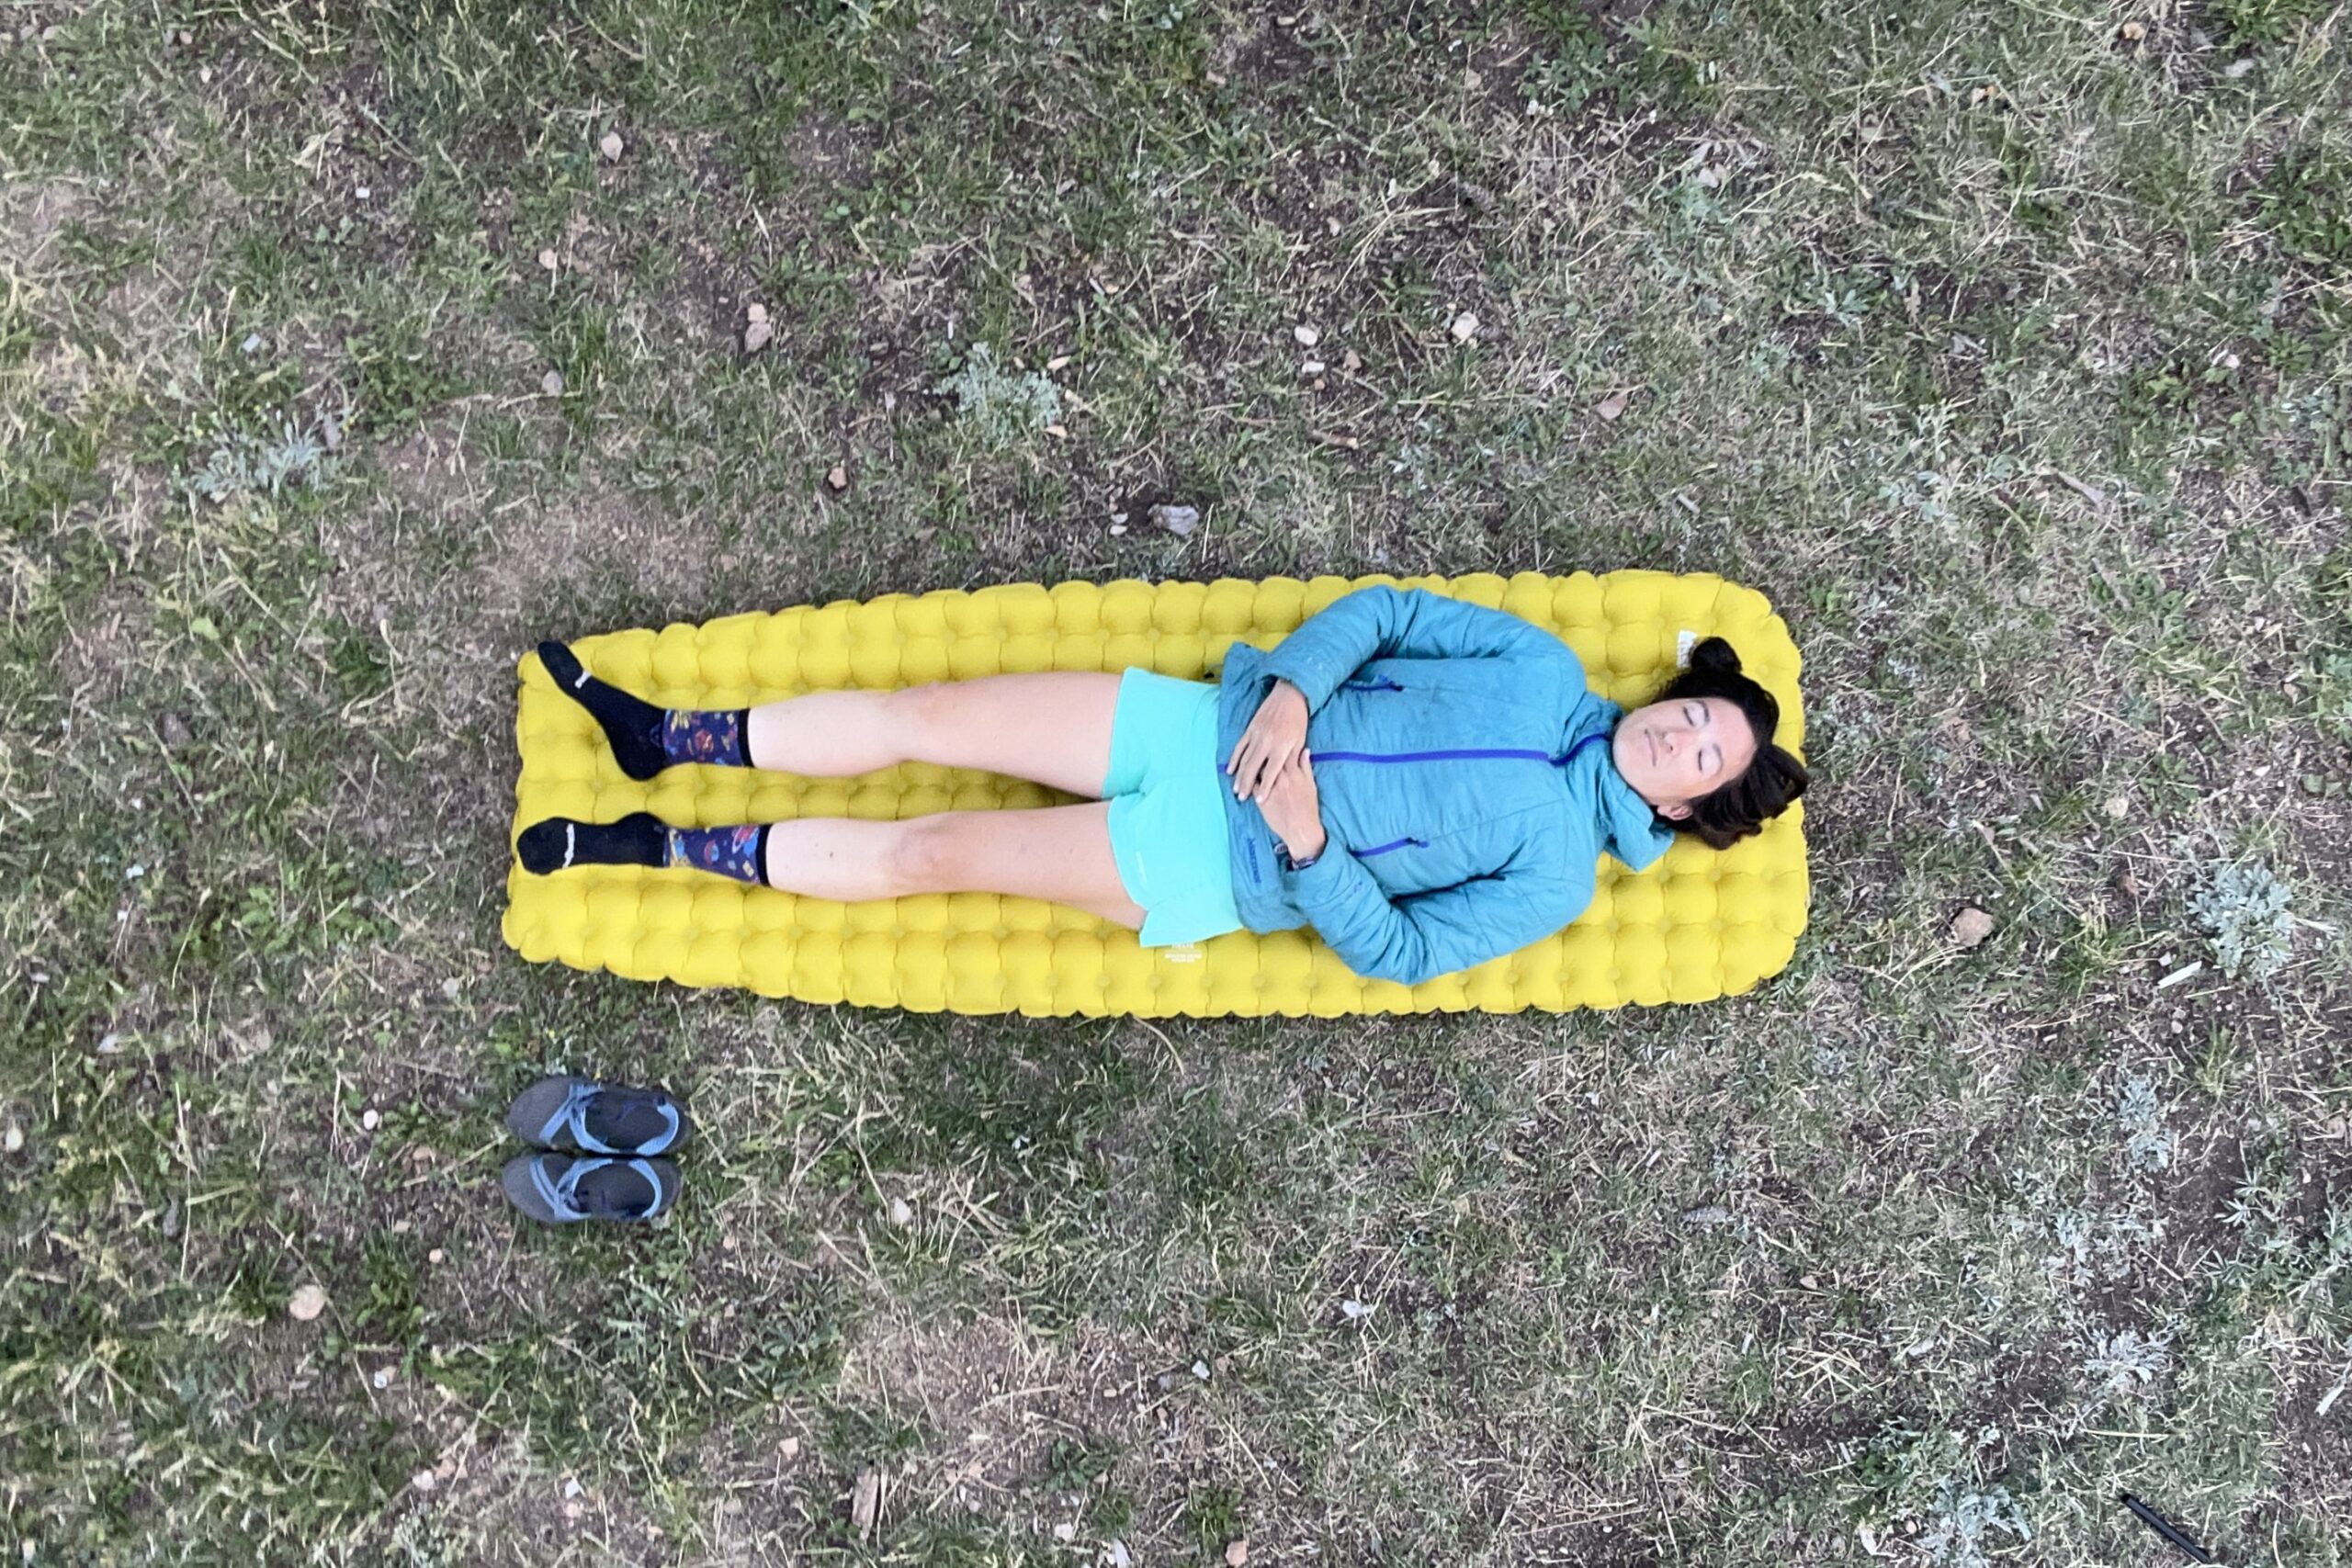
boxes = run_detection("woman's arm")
[1288,849,1588,988]
[1260,586,1577,712]
[1267,787,1589,987]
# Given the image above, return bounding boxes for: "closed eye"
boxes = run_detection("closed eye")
[1688,702,1717,776]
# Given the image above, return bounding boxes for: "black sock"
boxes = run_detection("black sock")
[537,641,666,781]
[516,812,666,874]
[515,813,775,886]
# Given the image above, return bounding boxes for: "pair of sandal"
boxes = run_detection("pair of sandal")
[498,1076,692,1224]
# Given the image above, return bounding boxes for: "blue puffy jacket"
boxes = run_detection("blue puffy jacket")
[1215,586,1673,987]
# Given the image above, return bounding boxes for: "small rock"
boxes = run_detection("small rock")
[780,1436,800,1460]
[563,1477,584,1499]
[411,1469,437,1493]
[1340,1298,1369,1319]
[1191,1359,1210,1381]
[1293,324,1319,347]
[354,186,369,202]
[2120,19,2145,39]
[1948,906,1996,949]
[427,1248,445,1264]
[851,1468,881,1540]
[743,319,775,354]
[1341,349,1363,373]
[888,1197,913,1225]
[1450,311,1479,343]
[1046,354,1072,370]
[2103,793,2130,819]
[540,369,565,396]
[288,1284,329,1322]
[1301,359,1325,376]
[1148,503,1200,537]
[372,1367,392,1389]
[537,247,559,272]
[598,130,624,162]
[2225,55,2256,78]
[746,301,768,323]
[3,1124,23,1155]
[160,712,194,750]
[1226,1540,1250,1567]
[1054,1523,1078,1542]
[360,1109,380,1131]
[1593,389,1630,422]
[826,464,849,492]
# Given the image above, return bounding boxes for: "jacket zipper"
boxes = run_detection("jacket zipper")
[1312,732,1610,769]
[1340,677,1404,693]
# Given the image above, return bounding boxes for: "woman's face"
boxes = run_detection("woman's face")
[1611,696,1758,818]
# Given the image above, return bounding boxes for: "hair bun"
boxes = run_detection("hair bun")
[1688,636,1742,674]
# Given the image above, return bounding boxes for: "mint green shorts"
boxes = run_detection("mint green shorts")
[1102,670,1245,947]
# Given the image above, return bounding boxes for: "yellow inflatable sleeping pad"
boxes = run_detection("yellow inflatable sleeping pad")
[503,571,1808,1016]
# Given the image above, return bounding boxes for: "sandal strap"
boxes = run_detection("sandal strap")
[534,1156,662,1220]
[536,1086,682,1161]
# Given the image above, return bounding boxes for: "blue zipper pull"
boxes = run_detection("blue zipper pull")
[1358,836,1429,858]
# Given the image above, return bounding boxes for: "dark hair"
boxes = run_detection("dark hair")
[1645,637,1810,851]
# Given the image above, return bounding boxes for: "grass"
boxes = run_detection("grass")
[4,0,2350,1562]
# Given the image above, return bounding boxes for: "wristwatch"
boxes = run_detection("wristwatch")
[1276,841,1320,874]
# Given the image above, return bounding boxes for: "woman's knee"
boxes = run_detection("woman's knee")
[886,813,971,891]
[884,683,959,750]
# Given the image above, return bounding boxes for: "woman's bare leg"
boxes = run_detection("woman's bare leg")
[745,673,1124,798]
[761,800,1146,928]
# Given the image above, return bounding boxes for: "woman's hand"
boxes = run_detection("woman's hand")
[1227,680,1309,800]
[1255,752,1328,864]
